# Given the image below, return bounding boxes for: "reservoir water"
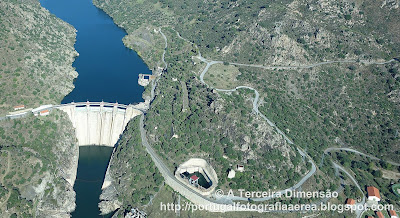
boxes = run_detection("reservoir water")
[39,0,151,217]
[41,0,151,105]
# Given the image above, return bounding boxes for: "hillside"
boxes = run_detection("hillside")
[0,0,78,217]
[0,0,77,115]
[93,0,400,215]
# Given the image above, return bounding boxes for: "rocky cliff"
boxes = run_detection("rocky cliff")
[0,0,78,115]
[0,0,79,217]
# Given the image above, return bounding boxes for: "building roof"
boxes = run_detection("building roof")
[346,198,356,205]
[376,211,384,218]
[40,109,49,114]
[190,175,199,181]
[14,105,24,108]
[237,165,244,169]
[367,186,381,199]
[389,210,397,216]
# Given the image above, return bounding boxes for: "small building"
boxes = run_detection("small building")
[14,105,25,110]
[236,165,244,172]
[389,210,399,218]
[227,169,236,179]
[189,175,199,185]
[345,198,355,205]
[376,211,384,218]
[345,198,356,210]
[367,186,381,202]
[40,109,50,116]
[138,74,156,86]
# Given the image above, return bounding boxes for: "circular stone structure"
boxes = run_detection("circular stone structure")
[392,184,400,197]
[175,158,218,196]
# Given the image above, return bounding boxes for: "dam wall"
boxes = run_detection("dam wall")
[58,103,142,146]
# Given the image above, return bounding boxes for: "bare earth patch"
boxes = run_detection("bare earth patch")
[204,63,240,90]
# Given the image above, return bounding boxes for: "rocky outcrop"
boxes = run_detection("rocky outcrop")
[0,1,79,215]
[99,182,122,215]
[0,0,78,115]
[34,111,78,217]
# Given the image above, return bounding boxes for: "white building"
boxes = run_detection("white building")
[367,186,381,202]
[389,210,398,218]
[40,109,50,116]
[227,169,236,179]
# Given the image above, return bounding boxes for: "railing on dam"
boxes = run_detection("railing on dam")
[54,101,147,112]
[57,101,145,147]
[2,101,148,120]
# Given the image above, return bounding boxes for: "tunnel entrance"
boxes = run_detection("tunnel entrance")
[175,158,219,196]
[181,171,212,189]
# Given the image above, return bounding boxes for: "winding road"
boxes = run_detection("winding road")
[1,25,395,215]
[197,53,396,72]
[194,42,396,210]
[159,28,168,70]
[139,28,397,212]
[228,59,395,70]
[331,162,365,218]
[197,52,318,201]
[324,147,400,167]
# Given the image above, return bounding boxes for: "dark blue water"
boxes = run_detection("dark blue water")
[72,146,114,218]
[39,0,147,217]
[41,0,150,105]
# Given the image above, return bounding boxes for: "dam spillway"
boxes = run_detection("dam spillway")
[59,102,142,146]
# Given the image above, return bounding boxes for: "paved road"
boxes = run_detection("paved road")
[197,53,396,72]
[139,113,336,213]
[217,147,316,202]
[0,102,146,121]
[138,114,230,207]
[324,147,400,166]
[323,146,400,218]
[197,53,319,201]
[331,162,365,218]
[196,50,396,204]
[149,28,168,101]
[229,59,396,70]
[159,28,168,70]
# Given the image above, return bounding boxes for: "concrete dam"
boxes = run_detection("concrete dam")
[58,102,143,146]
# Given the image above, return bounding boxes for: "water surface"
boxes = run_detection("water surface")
[41,0,151,105]
[71,146,113,218]
[39,0,149,217]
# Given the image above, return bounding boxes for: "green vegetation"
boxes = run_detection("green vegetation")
[203,63,240,89]
[93,1,309,201]
[0,110,76,216]
[95,0,399,65]
[0,0,77,115]
[131,184,349,218]
[237,63,400,162]
[330,151,400,207]
[144,59,306,192]
[108,117,163,209]
[93,0,400,215]
[0,1,77,215]
[122,26,165,71]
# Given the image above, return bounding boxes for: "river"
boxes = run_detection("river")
[72,146,114,218]
[39,0,150,217]
[41,0,151,105]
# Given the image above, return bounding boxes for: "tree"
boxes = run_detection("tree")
[372,170,383,178]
